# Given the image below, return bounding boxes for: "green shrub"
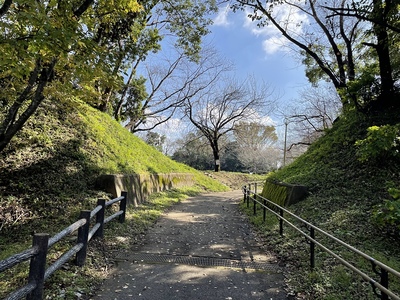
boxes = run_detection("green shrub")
[355,124,400,162]
[372,188,400,235]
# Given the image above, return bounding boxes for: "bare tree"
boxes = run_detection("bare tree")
[124,47,230,133]
[281,83,342,162]
[185,76,275,172]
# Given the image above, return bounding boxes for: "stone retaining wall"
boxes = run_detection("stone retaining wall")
[261,180,308,207]
[96,173,194,206]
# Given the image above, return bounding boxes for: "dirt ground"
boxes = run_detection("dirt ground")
[203,171,265,190]
[91,190,287,300]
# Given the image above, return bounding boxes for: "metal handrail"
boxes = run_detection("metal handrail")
[251,189,400,278]
[243,183,400,300]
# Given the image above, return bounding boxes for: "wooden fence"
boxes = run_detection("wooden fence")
[0,191,128,300]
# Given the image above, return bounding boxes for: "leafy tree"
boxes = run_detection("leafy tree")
[221,141,245,172]
[0,0,217,153]
[230,0,400,113]
[143,131,166,153]
[324,0,400,110]
[233,121,279,173]
[184,76,275,172]
[0,0,142,153]
[172,132,214,170]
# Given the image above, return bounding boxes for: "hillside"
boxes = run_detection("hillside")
[0,98,263,299]
[0,98,227,244]
[245,109,400,299]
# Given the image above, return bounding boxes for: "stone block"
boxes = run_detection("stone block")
[95,173,194,206]
[261,180,308,207]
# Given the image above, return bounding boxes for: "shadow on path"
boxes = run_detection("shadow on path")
[91,191,287,300]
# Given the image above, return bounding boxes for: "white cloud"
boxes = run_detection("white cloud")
[262,35,287,55]
[213,4,232,27]
[242,4,308,55]
[246,110,276,126]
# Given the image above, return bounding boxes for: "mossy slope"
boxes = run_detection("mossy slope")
[251,110,400,299]
[0,98,226,241]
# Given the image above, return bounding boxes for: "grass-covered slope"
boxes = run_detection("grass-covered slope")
[0,97,230,299]
[0,98,226,242]
[244,110,400,299]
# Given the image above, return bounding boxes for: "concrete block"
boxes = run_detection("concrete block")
[95,173,194,206]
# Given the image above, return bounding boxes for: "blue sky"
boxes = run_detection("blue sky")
[208,4,311,117]
[138,4,313,149]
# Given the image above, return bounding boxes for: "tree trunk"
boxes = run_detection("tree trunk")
[212,137,220,172]
[0,59,56,153]
[372,0,395,110]
[214,156,220,172]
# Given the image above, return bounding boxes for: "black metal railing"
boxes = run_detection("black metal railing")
[0,191,128,300]
[243,183,400,300]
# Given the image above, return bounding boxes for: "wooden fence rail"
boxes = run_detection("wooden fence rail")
[0,191,128,300]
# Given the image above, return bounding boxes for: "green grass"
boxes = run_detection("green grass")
[0,98,226,234]
[0,98,227,298]
[240,109,400,299]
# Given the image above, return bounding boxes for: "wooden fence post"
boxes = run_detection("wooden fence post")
[75,210,91,267]
[94,199,106,238]
[119,191,127,223]
[27,233,49,300]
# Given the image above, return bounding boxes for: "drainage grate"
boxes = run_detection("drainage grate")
[130,253,280,272]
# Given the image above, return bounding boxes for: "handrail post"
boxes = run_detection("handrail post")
[119,191,128,223]
[380,268,389,300]
[94,199,106,238]
[76,210,91,267]
[27,233,49,300]
[279,209,284,236]
[310,227,315,269]
[263,198,267,222]
[243,185,247,202]
[253,183,257,215]
[247,183,251,208]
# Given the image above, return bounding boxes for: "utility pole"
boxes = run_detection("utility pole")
[283,118,288,166]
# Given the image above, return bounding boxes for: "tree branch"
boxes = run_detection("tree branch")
[287,142,312,152]
[74,0,94,18]
[246,0,345,89]
[0,0,12,17]
[324,5,400,33]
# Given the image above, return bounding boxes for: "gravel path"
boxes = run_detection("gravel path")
[91,190,287,300]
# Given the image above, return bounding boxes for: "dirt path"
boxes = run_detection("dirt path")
[91,191,287,299]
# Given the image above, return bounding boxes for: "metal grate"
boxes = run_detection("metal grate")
[130,253,280,272]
